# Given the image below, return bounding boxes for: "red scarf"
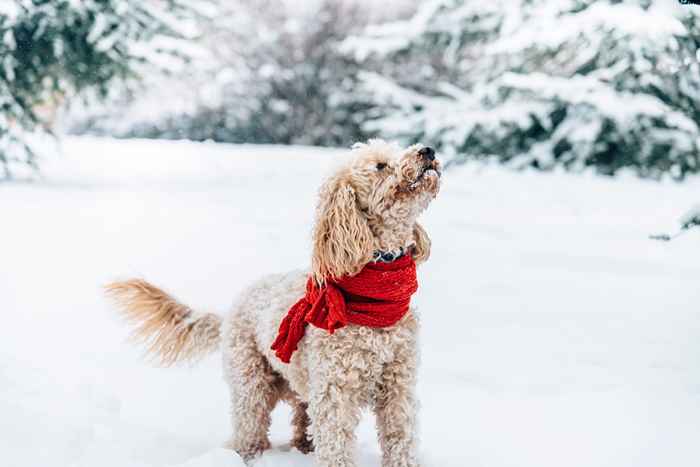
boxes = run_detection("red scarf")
[271,254,418,363]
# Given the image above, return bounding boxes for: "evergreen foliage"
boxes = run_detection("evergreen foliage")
[71,0,373,147]
[0,0,190,178]
[197,0,372,146]
[346,0,700,179]
[63,0,700,180]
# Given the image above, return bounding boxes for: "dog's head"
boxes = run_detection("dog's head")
[312,139,441,283]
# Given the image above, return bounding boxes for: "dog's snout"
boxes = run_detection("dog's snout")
[418,147,435,161]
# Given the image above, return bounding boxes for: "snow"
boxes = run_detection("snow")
[0,1,20,20]
[1,136,700,467]
[499,72,698,132]
[491,1,687,54]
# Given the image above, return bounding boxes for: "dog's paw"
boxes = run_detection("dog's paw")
[291,434,314,454]
[225,437,271,462]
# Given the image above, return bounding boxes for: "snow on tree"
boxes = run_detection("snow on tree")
[345,0,700,179]
[69,0,374,147]
[0,0,195,179]
[211,0,372,146]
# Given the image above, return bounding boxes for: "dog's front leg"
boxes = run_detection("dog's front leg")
[306,348,362,467]
[375,342,420,467]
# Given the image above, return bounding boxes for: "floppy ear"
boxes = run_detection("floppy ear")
[411,222,431,264]
[312,174,374,284]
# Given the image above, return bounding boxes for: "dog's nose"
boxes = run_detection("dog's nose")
[418,147,435,161]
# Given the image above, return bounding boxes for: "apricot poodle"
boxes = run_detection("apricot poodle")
[106,139,441,467]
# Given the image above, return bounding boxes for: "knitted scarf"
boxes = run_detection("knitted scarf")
[271,254,418,363]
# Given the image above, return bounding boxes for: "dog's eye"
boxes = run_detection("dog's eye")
[376,162,388,171]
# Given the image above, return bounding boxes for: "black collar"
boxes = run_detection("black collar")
[372,247,406,263]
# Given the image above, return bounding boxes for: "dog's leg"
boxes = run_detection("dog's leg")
[278,385,314,454]
[290,401,314,454]
[375,342,420,467]
[223,323,279,461]
[307,348,362,467]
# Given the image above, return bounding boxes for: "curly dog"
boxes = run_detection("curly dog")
[106,139,441,467]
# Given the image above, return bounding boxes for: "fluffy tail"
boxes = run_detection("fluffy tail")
[105,279,221,366]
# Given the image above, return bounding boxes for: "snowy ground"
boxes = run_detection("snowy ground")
[1,137,699,467]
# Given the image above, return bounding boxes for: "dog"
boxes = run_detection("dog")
[106,139,441,467]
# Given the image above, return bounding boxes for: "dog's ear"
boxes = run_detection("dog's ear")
[312,174,374,284]
[411,222,431,264]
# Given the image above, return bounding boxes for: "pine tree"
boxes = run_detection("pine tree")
[0,0,192,179]
[347,0,700,179]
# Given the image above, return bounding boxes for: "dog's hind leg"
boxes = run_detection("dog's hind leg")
[290,400,314,454]
[222,320,279,461]
[277,382,314,454]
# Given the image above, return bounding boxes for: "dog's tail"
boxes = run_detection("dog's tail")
[105,279,221,366]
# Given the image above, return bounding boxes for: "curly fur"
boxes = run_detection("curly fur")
[105,140,441,467]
